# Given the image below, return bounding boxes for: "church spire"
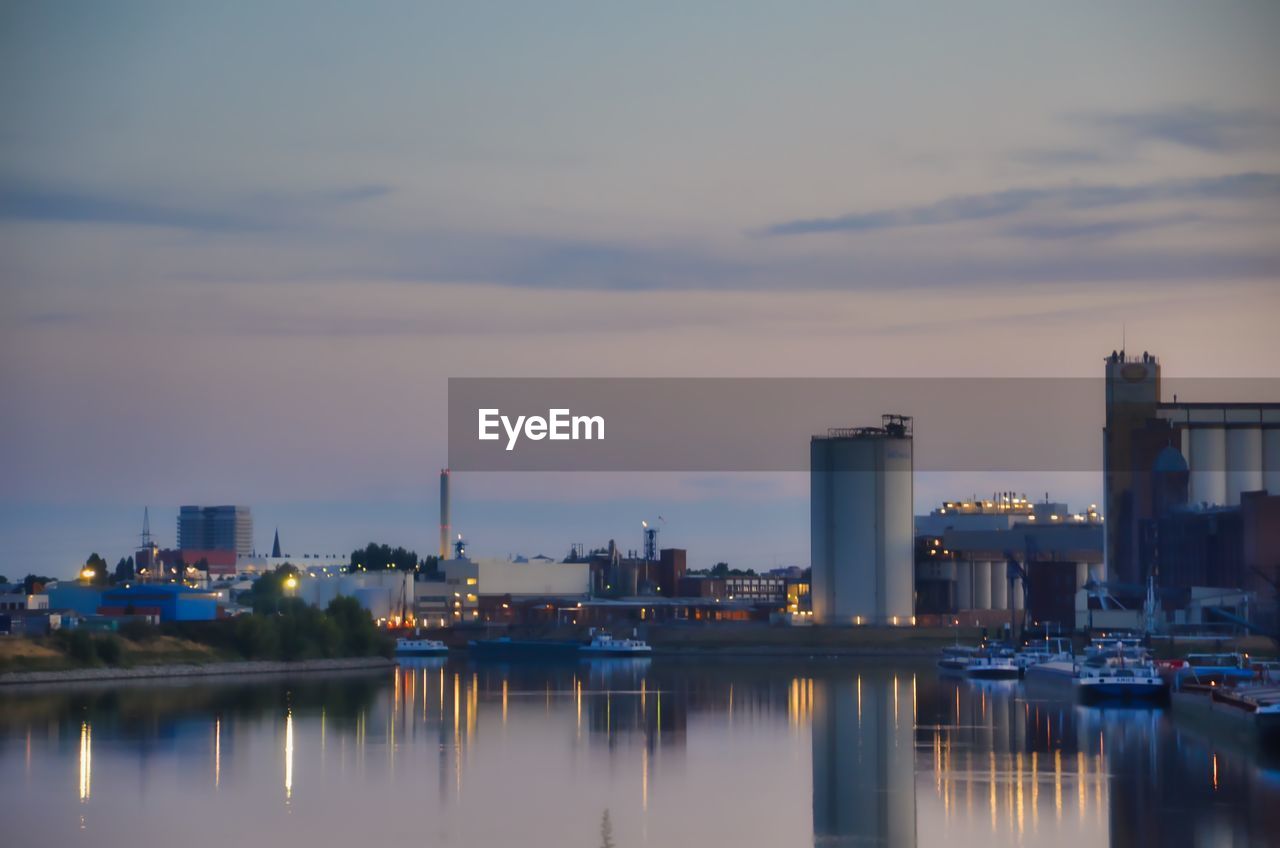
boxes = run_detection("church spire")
[271,527,282,558]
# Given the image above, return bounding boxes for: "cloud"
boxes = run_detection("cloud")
[1011,148,1113,168]
[1080,104,1280,154]
[756,172,1280,237]
[0,178,392,233]
[1001,212,1203,242]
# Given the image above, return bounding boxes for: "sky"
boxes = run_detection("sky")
[2,1,1279,578]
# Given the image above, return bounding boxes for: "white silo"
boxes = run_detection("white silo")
[1265,428,1280,495]
[810,415,914,625]
[1225,427,1263,505]
[1188,427,1227,506]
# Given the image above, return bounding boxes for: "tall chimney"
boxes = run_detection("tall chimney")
[439,469,451,560]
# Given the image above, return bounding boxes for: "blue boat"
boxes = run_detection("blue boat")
[467,637,582,660]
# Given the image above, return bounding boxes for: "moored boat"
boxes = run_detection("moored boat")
[937,645,979,676]
[580,632,652,656]
[1026,638,1165,702]
[395,636,448,656]
[1014,637,1073,676]
[965,645,1020,680]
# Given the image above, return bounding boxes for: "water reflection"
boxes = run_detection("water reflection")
[1,660,1277,847]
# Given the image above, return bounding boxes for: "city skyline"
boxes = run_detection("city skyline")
[3,2,1279,577]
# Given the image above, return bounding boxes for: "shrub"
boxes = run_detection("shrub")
[65,628,99,665]
[118,618,158,643]
[95,634,123,665]
[233,614,279,659]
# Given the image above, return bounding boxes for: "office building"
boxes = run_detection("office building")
[178,505,254,557]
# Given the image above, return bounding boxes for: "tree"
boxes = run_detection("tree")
[249,564,300,614]
[22,574,53,594]
[418,554,442,579]
[710,562,730,578]
[114,556,135,583]
[83,553,110,585]
[350,542,419,573]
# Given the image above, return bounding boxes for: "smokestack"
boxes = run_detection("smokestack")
[439,469,451,560]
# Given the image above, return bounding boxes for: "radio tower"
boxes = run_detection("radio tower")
[140,506,152,549]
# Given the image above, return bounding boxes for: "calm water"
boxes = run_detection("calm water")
[2,659,1277,847]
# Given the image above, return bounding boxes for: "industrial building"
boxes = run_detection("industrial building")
[98,584,221,622]
[440,556,590,622]
[292,569,414,624]
[1103,351,1280,585]
[178,505,254,557]
[1102,350,1279,630]
[810,415,914,626]
[582,540,687,598]
[914,500,1104,630]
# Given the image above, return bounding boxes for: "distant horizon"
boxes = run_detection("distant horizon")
[3,2,1277,579]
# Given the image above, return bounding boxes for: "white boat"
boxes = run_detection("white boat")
[1015,638,1073,675]
[937,645,979,676]
[395,637,448,656]
[965,646,1020,680]
[1026,638,1165,702]
[580,633,652,656]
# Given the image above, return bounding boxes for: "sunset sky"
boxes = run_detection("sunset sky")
[2,2,1278,576]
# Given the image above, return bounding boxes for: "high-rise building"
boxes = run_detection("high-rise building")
[178,505,254,557]
[810,415,914,625]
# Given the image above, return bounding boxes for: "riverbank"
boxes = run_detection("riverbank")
[0,656,395,687]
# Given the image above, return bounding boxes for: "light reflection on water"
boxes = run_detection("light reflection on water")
[2,659,1278,847]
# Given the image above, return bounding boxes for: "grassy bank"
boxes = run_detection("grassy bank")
[0,656,395,687]
[0,632,221,673]
[1,596,394,674]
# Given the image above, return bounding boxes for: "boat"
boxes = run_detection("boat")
[965,644,1020,680]
[1172,680,1280,750]
[1014,637,1073,676]
[580,632,652,656]
[1160,652,1258,690]
[467,636,582,660]
[1026,638,1165,702]
[937,645,980,676]
[395,636,448,656]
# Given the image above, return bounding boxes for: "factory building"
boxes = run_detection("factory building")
[810,415,914,626]
[584,541,686,598]
[291,569,414,625]
[1103,351,1280,586]
[441,556,590,622]
[914,495,1104,628]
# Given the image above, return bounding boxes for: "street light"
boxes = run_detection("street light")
[284,575,298,591]
[80,568,95,582]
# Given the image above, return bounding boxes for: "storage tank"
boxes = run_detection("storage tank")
[811,416,914,625]
[955,560,973,609]
[1188,427,1227,507]
[1265,428,1280,495]
[971,560,991,609]
[989,561,1007,610]
[1225,428,1263,505]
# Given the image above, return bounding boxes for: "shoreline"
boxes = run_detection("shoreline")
[0,656,395,687]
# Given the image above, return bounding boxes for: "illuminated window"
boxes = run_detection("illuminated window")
[466,577,477,585]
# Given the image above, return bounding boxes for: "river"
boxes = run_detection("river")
[2,658,1276,847]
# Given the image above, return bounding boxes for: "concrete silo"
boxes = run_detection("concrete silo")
[810,415,914,625]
